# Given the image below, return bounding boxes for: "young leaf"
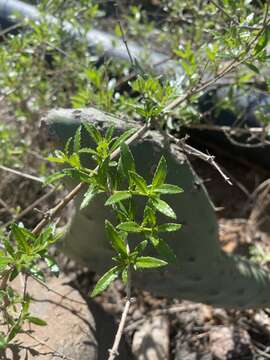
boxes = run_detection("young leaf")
[134,240,148,254]
[136,256,167,268]
[44,171,66,185]
[158,223,182,232]
[91,266,119,297]
[117,221,142,233]
[120,142,135,177]
[151,198,176,219]
[79,147,97,155]
[154,238,176,263]
[27,316,47,326]
[105,126,114,141]
[105,220,127,257]
[83,122,102,144]
[80,185,97,210]
[154,184,183,194]
[64,137,73,156]
[151,156,167,189]
[105,191,131,206]
[0,256,12,270]
[11,224,30,253]
[129,171,148,194]
[74,125,81,153]
[110,128,137,152]
[121,267,128,285]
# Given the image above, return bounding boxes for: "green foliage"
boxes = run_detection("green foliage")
[46,125,183,297]
[0,224,61,348]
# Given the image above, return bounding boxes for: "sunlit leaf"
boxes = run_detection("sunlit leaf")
[136,256,167,268]
[91,266,119,297]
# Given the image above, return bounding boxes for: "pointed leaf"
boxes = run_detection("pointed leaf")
[27,316,47,326]
[44,171,66,185]
[110,128,137,152]
[152,156,167,189]
[0,256,12,270]
[154,184,183,194]
[83,122,102,144]
[105,191,131,206]
[91,266,119,297]
[74,126,81,153]
[154,238,176,263]
[105,220,127,256]
[105,126,115,141]
[129,171,148,194]
[136,256,167,268]
[117,221,142,233]
[120,143,135,178]
[11,224,30,252]
[151,198,176,219]
[80,185,97,209]
[158,223,182,232]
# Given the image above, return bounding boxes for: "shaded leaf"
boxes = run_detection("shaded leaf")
[105,220,127,256]
[83,122,102,144]
[120,143,135,178]
[27,316,47,326]
[73,126,81,153]
[155,238,176,263]
[152,156,167,189]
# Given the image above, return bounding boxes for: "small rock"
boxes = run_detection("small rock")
[209,325,251,360]
[132,315,169,360]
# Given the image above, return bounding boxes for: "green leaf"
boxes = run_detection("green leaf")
[117,221,142,233]
[110,128,137,152]
[97,157,110,186]
[27,316,47,326]
[121,267,128,285]
[158,223,182,232]
[244,62,260,74]
[129,171,148,194]
[0,332,7,349]
[83,122,102,144]
[0,256,12,270]
[136,256,167,268]
[143,205,156,226]
[44,171,66,185]
[151,198,176,219]
[154,238,176,263]
[151,156,167,189]
[105,220,127,256]
[74,125,81,153]
[69,153,81,168]
[120,143,135,177]
[80,185,97,209]
[154,184,183,194]
[79,147,97,155]
[91,266,119,297]
[64,137,73,156]
[105,191,131,206]
[134,240,148,254]
[11,224,30,253]
[105,126,114,141]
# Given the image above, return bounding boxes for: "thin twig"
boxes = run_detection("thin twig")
[0,165,53,187]
[3,186,58,228]
[168,133,232,185]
